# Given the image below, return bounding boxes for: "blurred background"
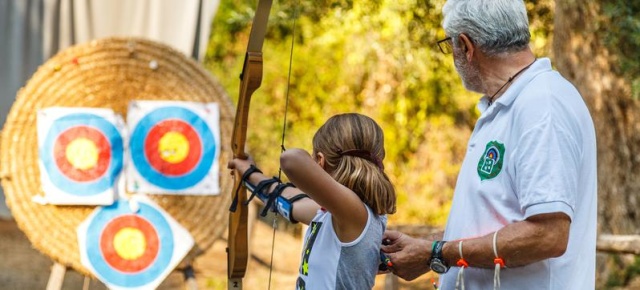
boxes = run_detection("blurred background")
[1,0,639,289]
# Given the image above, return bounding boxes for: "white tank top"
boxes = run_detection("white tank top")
[296,205,386,290]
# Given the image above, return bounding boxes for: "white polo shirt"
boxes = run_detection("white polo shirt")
[440,58,597,290]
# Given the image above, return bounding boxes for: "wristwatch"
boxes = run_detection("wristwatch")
[429,240,450,274]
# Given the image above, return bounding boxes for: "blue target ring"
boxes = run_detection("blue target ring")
[41,113,123,196]
[85,200,174,287]
[486,147,500,162]
[130,107,215,190]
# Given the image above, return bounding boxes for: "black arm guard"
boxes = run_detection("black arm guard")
[238,166,309,223]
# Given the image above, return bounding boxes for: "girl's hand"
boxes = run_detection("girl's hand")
[227,155,256,176]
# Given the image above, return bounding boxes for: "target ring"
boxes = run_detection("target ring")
[486,147,500,161]
[86,200,173,287]
[100,214,160,273]
[130,107,215,190]
[41,113,123,195]
[144,119,202,176]
[53,126,111,182]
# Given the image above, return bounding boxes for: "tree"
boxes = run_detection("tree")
[206,0,559,227]
[206,0,479,225]
[553,0,640,287]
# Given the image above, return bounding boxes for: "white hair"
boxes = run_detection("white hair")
[442,0,531,56]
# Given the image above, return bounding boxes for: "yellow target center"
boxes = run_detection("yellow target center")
[65,138,99,170]
[113,227,147,260]
[158,132,189,163]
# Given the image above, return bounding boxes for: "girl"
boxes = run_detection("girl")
[228,113,396,289]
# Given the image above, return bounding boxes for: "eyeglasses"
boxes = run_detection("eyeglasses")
[437,37,453,54]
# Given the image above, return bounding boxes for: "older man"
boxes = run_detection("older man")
[382,0,597,289]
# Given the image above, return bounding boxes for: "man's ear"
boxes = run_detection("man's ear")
[458,34,475,62]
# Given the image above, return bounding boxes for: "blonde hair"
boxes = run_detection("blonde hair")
[313,113,396,215]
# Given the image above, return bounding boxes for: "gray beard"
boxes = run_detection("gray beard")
[454,51,484,94]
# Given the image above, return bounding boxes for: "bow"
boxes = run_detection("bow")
[227,0,273,289]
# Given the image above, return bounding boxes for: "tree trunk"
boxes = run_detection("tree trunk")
[553,0,640,236]
[554,0,640,287]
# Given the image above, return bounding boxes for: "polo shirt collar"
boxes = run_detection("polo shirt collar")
[478,57,552,113]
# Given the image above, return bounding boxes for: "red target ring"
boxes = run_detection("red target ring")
[143,119,202,176]
[53,126,111,182]
[99,214,160,273]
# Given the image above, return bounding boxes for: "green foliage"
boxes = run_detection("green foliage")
[602,1,640,99]
[205,0,553,226]
[526,0,554,56]
[604,255,640,288]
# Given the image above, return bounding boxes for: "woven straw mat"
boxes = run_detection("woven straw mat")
[0,37,235,276]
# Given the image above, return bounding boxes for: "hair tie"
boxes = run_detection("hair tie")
[336,148,384,170]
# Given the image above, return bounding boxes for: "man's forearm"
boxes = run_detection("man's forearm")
[440,213,570,268]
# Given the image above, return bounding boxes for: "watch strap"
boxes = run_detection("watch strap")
[430,240,438,263]
[433,240,446,260]
[429,240,449,274]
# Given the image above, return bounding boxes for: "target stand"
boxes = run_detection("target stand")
[1,37,237,289]
[44,262,198,290]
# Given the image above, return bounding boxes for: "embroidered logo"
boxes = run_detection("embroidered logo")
[477,141,505,180]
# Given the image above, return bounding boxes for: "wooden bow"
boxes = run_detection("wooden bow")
[227,0,273,289]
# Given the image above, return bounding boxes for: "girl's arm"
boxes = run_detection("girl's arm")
[228,156,320,225]
[280,148,368,243]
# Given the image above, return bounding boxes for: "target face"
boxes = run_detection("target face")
[78,196,194,289]
[99,214,160,273]
[53,126,111,182]
[37,109,124,205]
[143,119,203,177]
[127,101,221,194]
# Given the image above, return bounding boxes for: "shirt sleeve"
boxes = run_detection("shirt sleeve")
[513,115,581,221]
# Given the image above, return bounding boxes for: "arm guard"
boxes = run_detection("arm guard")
[240,165,309,223]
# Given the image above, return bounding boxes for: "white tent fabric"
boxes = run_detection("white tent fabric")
[0,0,220,219]
[43,0,219,61]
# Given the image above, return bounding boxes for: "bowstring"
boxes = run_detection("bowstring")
[267,0,298,289]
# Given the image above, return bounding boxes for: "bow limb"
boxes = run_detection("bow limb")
[228,0,273,289]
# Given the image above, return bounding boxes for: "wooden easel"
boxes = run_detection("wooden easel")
[45,263,69,290]
[45,262,199,290]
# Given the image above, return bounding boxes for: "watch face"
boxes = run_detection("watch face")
[430,259,449,274]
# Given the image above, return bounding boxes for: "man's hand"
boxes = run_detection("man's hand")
[381,230,432,281]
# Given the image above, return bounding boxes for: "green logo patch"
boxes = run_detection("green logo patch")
[477,141,505,180]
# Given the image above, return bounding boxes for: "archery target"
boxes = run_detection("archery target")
[126,100,221,195]
[77,195,194,290]
[37,108,124,205]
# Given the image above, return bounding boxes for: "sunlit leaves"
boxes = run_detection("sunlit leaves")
[205,0,554,226]
[602,1,640,99]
